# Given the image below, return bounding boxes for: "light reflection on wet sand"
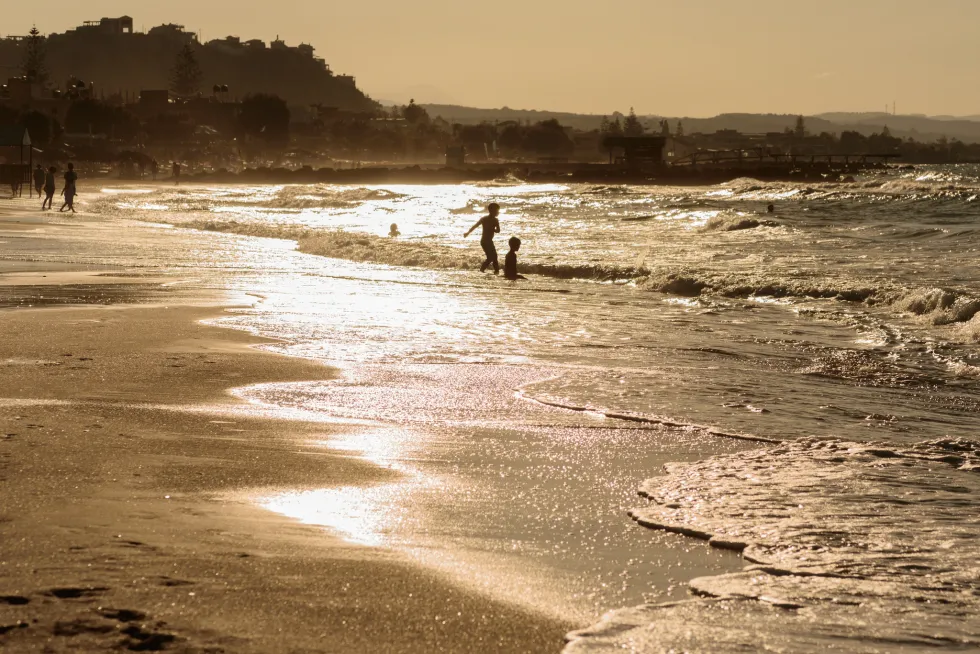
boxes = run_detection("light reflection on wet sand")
[52,175,980,645]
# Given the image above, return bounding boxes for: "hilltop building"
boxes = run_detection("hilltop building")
[0,17,375,111]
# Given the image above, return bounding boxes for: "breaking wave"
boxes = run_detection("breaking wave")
[176,219,980,330]
[700,215,778,232]
[180,219,645,280]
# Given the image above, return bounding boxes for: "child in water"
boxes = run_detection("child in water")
[59,162,77,213]
[388,223,400,237]
[41,166,56,210]
[504,236,527,281]
[464,202,501,274]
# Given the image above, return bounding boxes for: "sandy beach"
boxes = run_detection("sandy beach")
[0,202,572,651]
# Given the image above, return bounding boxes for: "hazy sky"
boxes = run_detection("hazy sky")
[8,1,980,116]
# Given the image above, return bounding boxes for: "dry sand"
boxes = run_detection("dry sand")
[0,290,571,651]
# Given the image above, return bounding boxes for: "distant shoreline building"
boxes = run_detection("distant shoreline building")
[0,17,375,111]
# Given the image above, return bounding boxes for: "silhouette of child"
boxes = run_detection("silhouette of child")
[389,223,400,237]
[504,236,526,281]
[59,163,77,213]
[42,166,56,210]
[464,202,501,274]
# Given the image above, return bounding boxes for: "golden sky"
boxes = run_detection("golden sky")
[9,0,980,116]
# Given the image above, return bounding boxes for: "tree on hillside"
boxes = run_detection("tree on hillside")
[659,119,671,137]
[675,120,684,137]
[794,115,806,138]
[454,122,498,153]
[239,93,290,143]
[839,130,867,154]
[523,119,574,156]
[600,116,623,136]
[497,121,525,152]
[623,108,644,136]
[170,43,203,96]
[402,99,429,125]
[21,26,48,85]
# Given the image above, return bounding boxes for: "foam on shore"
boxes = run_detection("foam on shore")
[566,437,980,652]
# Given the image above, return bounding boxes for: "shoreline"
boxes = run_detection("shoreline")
[0,288,572,652]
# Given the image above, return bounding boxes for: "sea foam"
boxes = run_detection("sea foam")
[566,437,980,652]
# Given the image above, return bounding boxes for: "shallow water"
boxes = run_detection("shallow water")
[34,166,980,648]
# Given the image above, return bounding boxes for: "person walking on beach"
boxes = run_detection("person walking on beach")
[59,162,77,213]
[464,202,501,274]
[172,161,181,186]
[33,164,44,198]
[41,166,56,210]
[151,159,158,180]
[504,236,527,281]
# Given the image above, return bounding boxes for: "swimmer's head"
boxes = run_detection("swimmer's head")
[488,202,500,216]
[508,236,521,251]
[767,203,774,213]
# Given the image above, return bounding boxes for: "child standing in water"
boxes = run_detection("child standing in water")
[504,236,527,280]
[464,202,501,274]
[41,166,56,210]
[59,162,77,213]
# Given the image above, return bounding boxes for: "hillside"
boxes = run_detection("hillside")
[0,23,377,111]
[422,105,980,144]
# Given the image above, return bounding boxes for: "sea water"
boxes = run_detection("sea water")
[80,165,980,650]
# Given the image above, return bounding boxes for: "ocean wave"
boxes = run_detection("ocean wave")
[517,390,778,444]
[637,270,878,302]
[175,219,980,330]
[711,176,980,207]
[640,270,980,327]
[179,219,645,280]
[883,287,980,325]
[700,215,778,232]
[261,186,407,210]
[566,437,980,652]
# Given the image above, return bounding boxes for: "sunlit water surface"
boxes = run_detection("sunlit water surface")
[8,168,979,649]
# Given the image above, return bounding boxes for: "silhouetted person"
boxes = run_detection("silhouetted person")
[767,203,775,213]
[464,202,501,274]
[151,159,159,180]
[59,163,77,213]
[504,236,527,281]
[33,164,44,197]
[389,223,400,237]
[41,166,56,210]
[173,161,181,185]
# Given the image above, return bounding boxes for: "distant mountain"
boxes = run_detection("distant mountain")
[421,104,610,131]
[421,105,980,144]
[816,112,980,143]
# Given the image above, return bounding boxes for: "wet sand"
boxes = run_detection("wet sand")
[0,291,571,651]
[0,196,755,653]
